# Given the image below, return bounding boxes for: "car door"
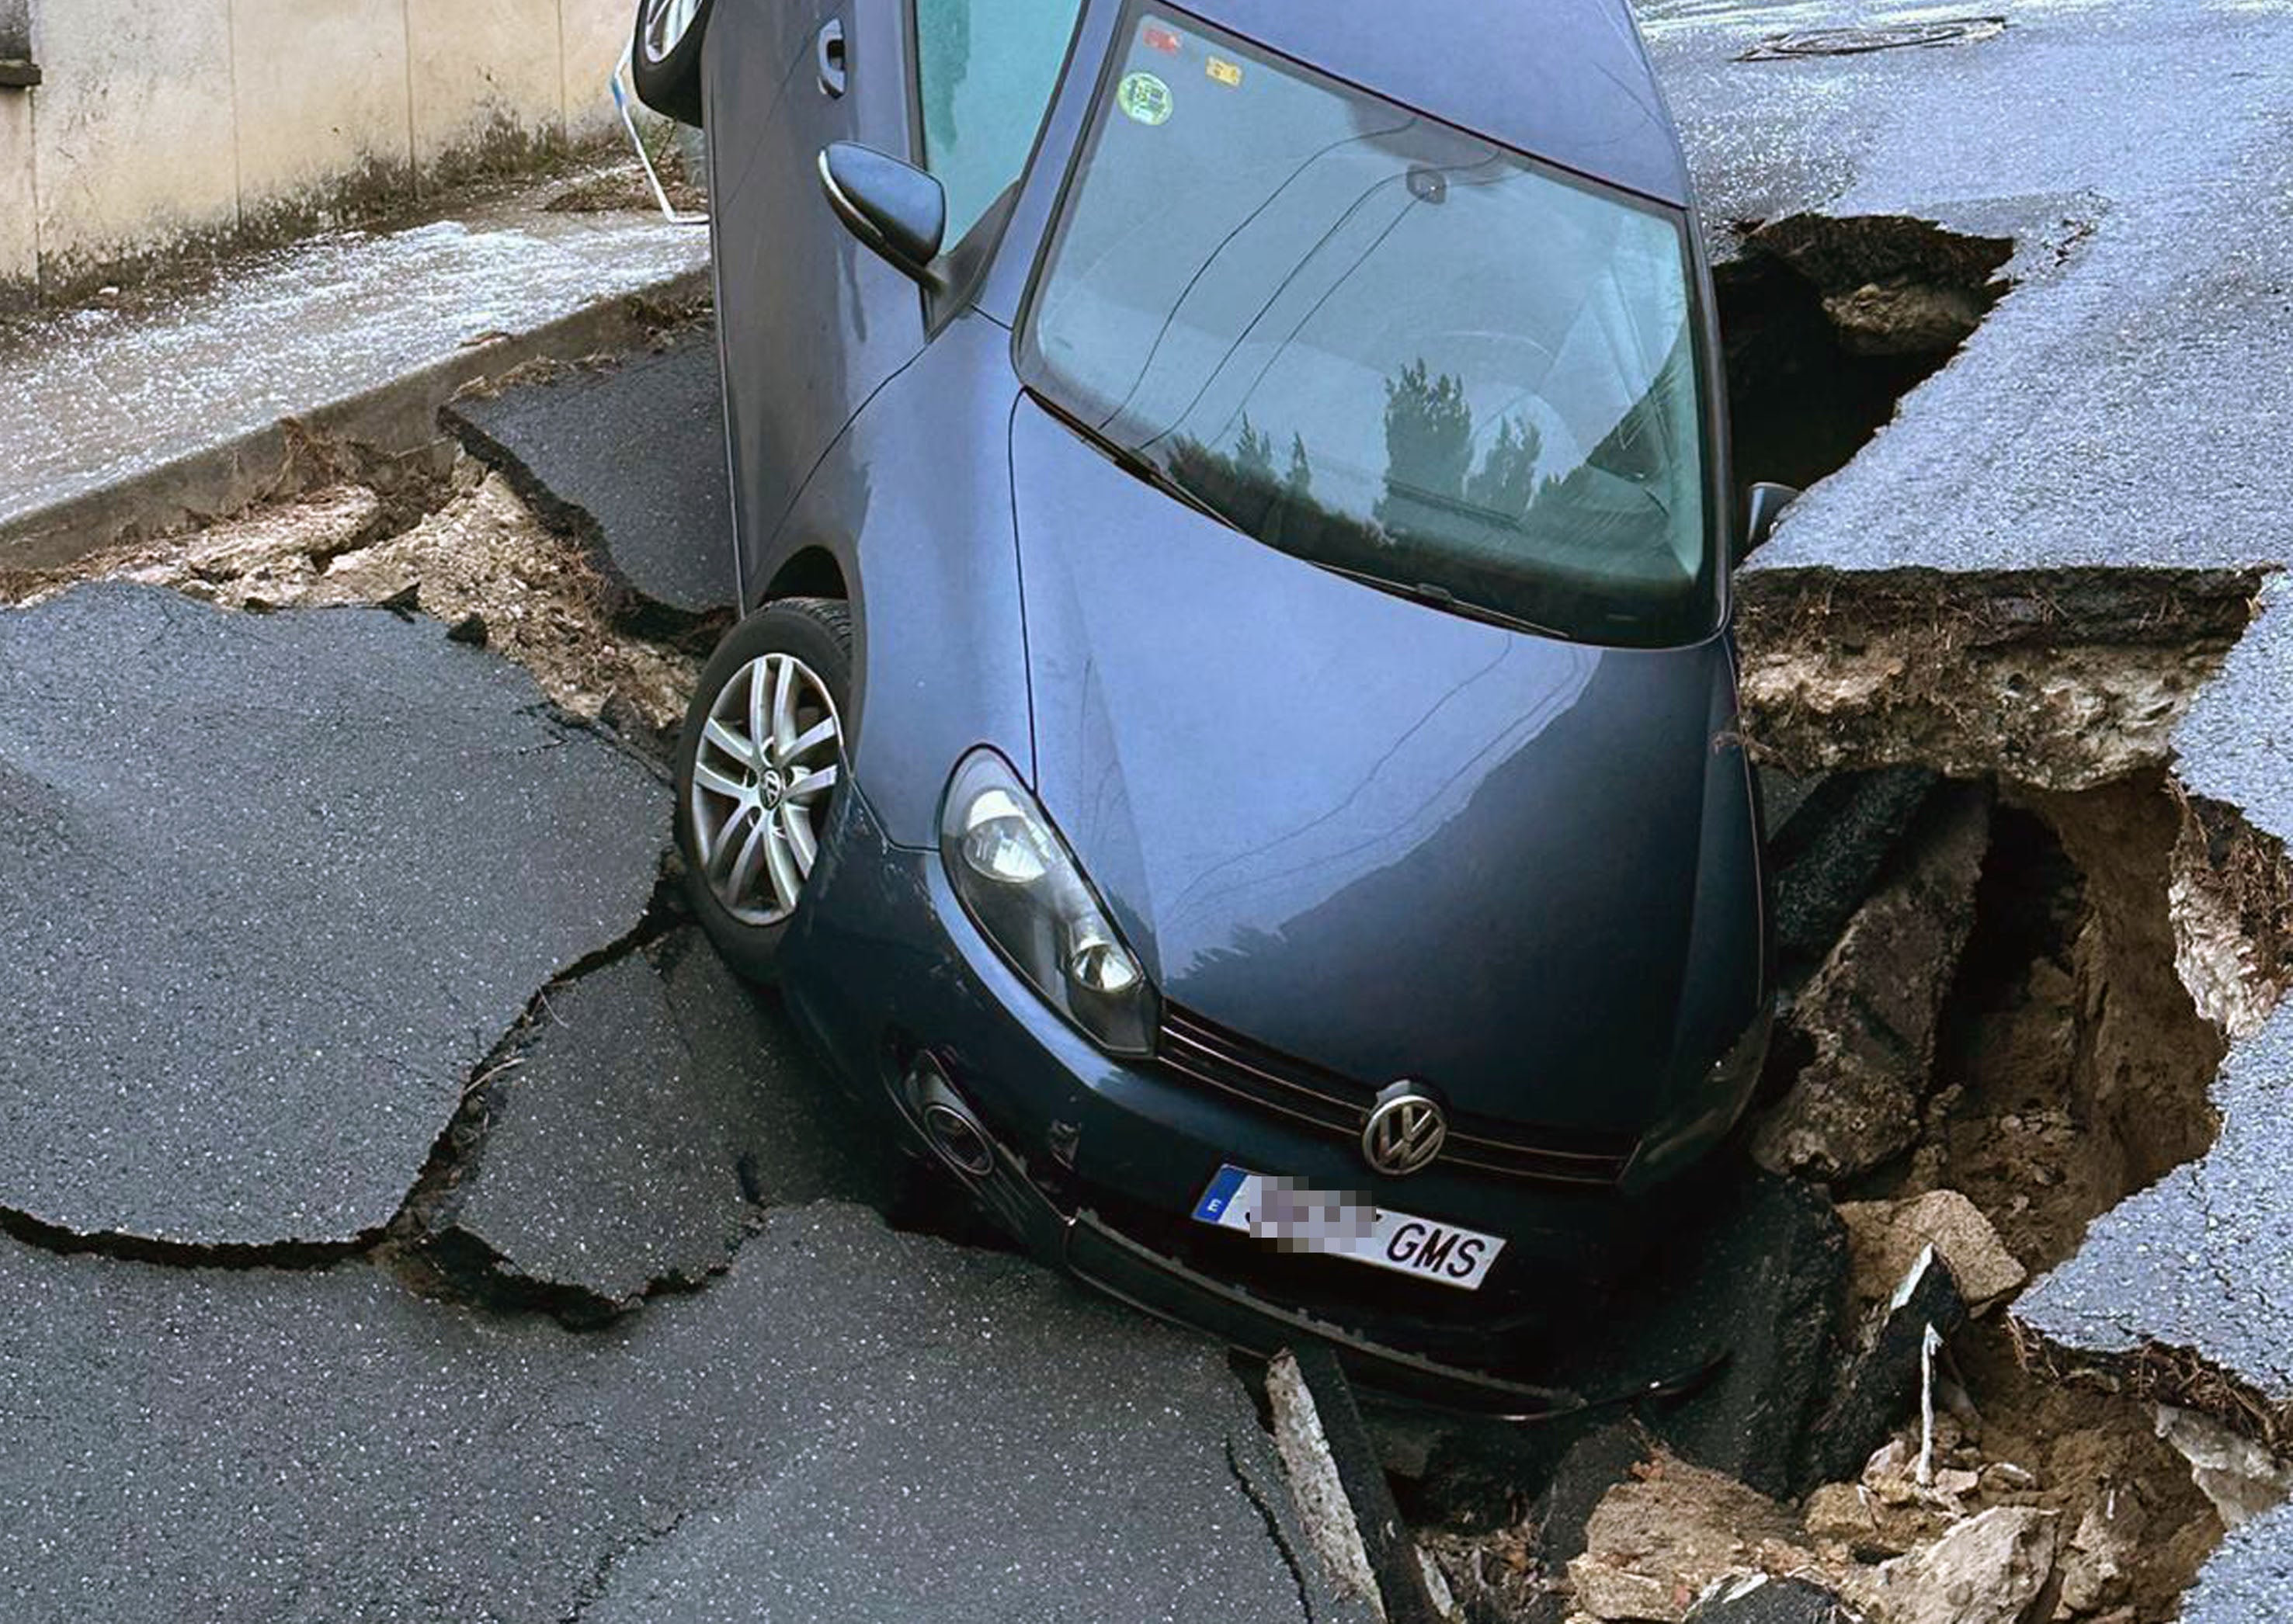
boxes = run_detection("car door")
[707,0,925,602]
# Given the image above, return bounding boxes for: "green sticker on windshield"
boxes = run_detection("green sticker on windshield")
[1119,71,1173,126]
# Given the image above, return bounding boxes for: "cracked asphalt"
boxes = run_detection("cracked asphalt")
[0,1205,1334,1623]
[444,328,735,617]
[1642,0,2293,1601]
[0,583,665,1248]
[9,1,2291,1614]
[0,578,1353,1621]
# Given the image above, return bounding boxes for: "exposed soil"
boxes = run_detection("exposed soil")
[1867,783,2225,1275]
[544,148,707,217]
[0,456,701,733]
[1736,570,2262,791]
[1716,215,2012,498]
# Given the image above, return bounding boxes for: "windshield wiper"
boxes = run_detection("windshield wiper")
[1028,391,1231,529]
[1317,564,1574,642]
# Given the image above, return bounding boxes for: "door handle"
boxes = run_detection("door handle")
[816,18,847,98]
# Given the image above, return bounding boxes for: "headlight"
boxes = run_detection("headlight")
[940,750,1157,1057]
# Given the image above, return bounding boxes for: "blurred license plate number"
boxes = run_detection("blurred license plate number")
[1190,1166,1503,1292]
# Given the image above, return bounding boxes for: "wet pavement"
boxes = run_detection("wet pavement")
[0,189,709,568]
[1641,0,2293,1608]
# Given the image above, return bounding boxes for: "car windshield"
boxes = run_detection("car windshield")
[1017,8,1717,647]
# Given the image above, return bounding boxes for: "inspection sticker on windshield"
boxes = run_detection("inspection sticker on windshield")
[1192,1166,1505,1291]
[1119,71,1173,126]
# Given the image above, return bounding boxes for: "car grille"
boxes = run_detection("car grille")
[1154,1005,1637,1188]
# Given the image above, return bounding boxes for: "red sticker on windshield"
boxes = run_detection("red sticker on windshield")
[1142,24,1183,54]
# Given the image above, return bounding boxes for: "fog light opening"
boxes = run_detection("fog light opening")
[905,1056,997,1180]
[921,1101,995,1179]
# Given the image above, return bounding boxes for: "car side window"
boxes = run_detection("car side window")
[914,0,1083,247]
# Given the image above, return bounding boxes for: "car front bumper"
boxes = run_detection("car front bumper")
[780,785,1721,1414]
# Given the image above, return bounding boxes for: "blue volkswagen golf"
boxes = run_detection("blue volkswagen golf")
[634,0,1788,1405]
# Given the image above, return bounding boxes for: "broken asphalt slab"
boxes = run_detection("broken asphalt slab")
[0,1205,1359,1624]
[1646,0,2293,580]
[1642,0,2293,1607]
[0,197,710,571]
[444,324,735,616]
[415,928,895,1313]
[2019,1001,2293,1399]
[2176,1499,2293,1621]
[0,582,665,1247]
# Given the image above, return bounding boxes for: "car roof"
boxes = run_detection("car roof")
[1156,0,1691,208]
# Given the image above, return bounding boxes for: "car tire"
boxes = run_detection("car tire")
[673,597,854,984]
[631,0,716,127]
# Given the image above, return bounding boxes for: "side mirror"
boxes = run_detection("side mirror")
[1740,481,1801,561]
[818,141,945,282]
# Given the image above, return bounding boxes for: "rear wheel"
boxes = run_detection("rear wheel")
[631,0,715,126]
[673,598,852,982]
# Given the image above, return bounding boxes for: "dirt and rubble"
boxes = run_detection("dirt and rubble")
[1406,740,2284,1624]
[0,447,703,734]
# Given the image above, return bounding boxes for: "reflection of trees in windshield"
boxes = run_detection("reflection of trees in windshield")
[1376,359,1560,540]
[1162,354,1686,638]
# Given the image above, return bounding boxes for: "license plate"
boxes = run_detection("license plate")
[1191,1165,1506,1292]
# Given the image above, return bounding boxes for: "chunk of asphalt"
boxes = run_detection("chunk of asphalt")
[0,583,665,1248]
[1763,766,1940,970]
[1531,1421,1658,1573]
[418,929,895,1313]
[443,326,734,617]
[1798,1246,1968,1493]
[1271,1344,1448,1624]
[1600,1168,1849,1500]
[2019,1001,2293,1405]
[1753,783,1993,1183]
[0,1206,1360,1624]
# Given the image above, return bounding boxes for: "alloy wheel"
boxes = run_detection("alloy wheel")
[640,0,705,64]
[689,652,843,927]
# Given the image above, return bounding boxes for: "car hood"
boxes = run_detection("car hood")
[1008,398,1757,1133]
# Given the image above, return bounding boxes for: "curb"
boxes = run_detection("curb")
[0,267,711,574]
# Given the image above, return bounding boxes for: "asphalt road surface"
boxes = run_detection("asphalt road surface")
[0,582,1350,1622]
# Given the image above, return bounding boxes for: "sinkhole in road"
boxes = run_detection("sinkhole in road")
[1717,213,2013,502]
[6,246,2286,1619]
[1395,215,2291,1617]
[1401,754,2272,1623]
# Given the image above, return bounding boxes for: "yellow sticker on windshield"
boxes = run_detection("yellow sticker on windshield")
[1119,71,1173,126]
[1206,57,1242,88]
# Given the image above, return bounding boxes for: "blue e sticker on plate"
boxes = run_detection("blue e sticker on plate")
[1193,1164,1250,1223]
[1119,71,1173,126]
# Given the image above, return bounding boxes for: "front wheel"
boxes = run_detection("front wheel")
[631,0,716,126]
[673,598,852,982]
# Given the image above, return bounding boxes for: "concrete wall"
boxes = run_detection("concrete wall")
[0,0,635,301]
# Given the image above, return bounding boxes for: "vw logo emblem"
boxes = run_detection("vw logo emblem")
[1362,1083,1447,1178]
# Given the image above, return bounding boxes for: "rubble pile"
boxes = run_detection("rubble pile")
[0,454,703,734]
[1402,748,2288,1624]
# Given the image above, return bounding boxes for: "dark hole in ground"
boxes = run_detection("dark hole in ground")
[1718,216,2013,505]
[1864,774,2226,1268]
[1390,769,2243,1621]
